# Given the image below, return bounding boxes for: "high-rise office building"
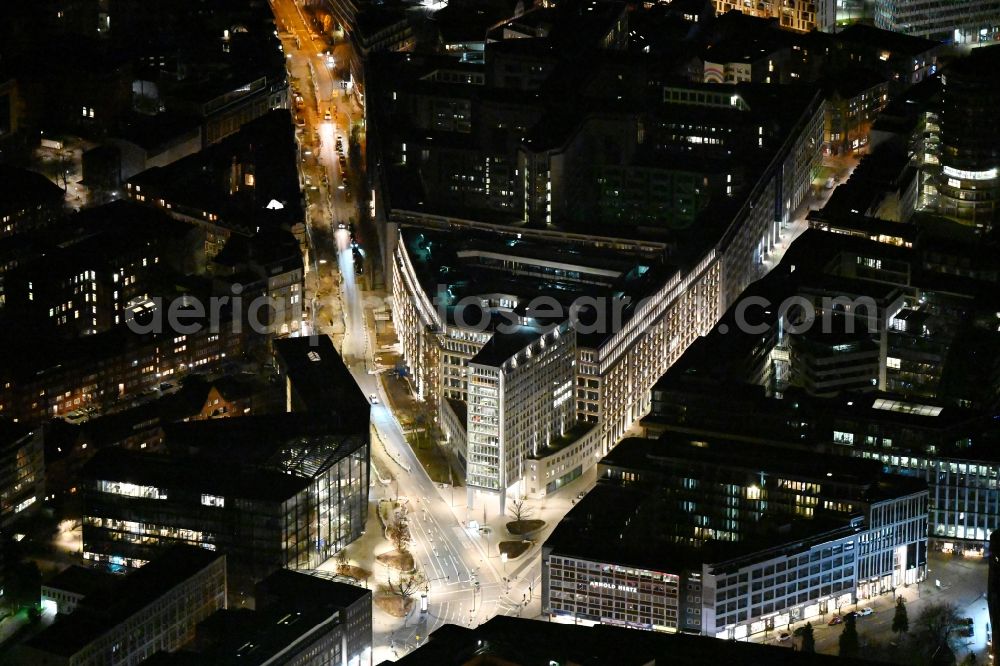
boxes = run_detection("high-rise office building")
[466,322,576,507]
[874,0,1000,44]
[936,45,1000,230]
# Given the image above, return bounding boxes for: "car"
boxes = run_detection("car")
[577,491,586,499]
[857,607,873,617]
[369,393,379,404]
[777,632,791,642]
[324,110,331,121]
[828,615,843,626]
[64,411,87,423]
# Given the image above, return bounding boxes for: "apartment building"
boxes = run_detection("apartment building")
[710,1,837,32]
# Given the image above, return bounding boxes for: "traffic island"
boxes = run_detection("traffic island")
[336,564,372,583]
[376,550,415,572]
[499,541,531,559]
[374,595,414,618]
[506,519,545,537]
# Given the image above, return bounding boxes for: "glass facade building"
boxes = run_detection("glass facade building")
[81,416,369,589]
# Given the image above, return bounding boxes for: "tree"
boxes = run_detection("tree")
[386,516,411,554]
[892,597,909,637]
[508,498,532,524]
[839,613,860,658]
[387,570,425,602]
[800,621,815,653]
[336,548,349,573]
[915,602,961,657]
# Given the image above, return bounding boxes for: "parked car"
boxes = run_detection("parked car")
[857,607,874,617]
[777,632,791,642]
[828,615,843,626]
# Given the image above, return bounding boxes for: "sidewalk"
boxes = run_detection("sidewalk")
[757,551,989,662]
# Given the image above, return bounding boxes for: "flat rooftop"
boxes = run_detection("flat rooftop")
[274,335,369,416]
[392,615,874,665]
[25,546,223,658]
[400,226,674,347]
[82,446,311,502]
[603,435,927,503]
[545,482,860,575]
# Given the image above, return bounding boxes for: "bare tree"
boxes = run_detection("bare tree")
[915,602,961,660]
[508,498,532,524]
[387,570,425,602]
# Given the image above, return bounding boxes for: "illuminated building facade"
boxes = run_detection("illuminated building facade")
[382,56,824,497]
[81,413,370,589]
[543,436,928,638]
[16,546,226,666]
[935,46,1000,230]
[874,0,1000,44]
[711,2,837,32]
[0,421,44,526]
[466,322,576,506]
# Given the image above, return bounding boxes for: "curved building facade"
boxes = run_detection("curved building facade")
[936,46,1000,230]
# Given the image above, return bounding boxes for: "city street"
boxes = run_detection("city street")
[270,0,538,660]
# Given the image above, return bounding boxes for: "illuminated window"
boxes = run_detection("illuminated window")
[97,480,167,499]
[833,431,854,445]
[201,494,225,508]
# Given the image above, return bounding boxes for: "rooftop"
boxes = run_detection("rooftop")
[82,446,312,503]
[603,434,927,503]
[42,565,115,599]
[836,23,940,56]
[400,226,674,347]
[162,412,369,474]
[25,546,223,658]
[273,335,369,417]
[0,165,64,215]
[545,482,859,578]
[255,568,370,610]
[390,614,874,665]
[127,111,303,234]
